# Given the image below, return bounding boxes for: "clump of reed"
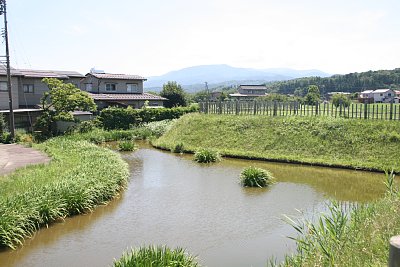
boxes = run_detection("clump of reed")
[118,140,137,151]
[194,149,221,163]
[172,142,185,153]
[113,245,200,267]
[239,166,274,187]
[0,137,129,249]
[268,172,400,267]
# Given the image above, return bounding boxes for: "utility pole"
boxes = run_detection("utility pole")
[205,82,209,100]
[0,0,15,138]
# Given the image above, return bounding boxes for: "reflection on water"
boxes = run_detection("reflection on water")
[0,146,386,267]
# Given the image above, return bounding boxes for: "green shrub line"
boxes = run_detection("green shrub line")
[153,113,400,172]
[100,105,198,130]
[0,137,129,249]
[113,245,200,267]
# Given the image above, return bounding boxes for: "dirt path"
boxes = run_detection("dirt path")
[0,144,50,176]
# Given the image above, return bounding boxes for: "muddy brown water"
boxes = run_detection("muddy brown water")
[0,145,386,267]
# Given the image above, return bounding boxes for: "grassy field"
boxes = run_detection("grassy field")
[0,137,129,249]
[153,113,400,172]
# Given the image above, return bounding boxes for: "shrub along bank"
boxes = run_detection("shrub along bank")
[0,138,129,249]
[99,105,198,130]
[153,113,400,172]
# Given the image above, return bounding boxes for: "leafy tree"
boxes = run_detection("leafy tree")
[160,81,187,108]
[35,78,97,137]
[331,94,351,107]
[305,85,321,105]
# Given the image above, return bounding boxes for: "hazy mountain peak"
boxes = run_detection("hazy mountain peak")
[145,64,330,92]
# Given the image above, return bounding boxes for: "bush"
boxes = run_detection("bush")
[118,140,137,151]
[332,94,351,108]
[194,149,221,163]
[99,106,198,130]
[0,113,6,134]
[113,245,199,267]
[239,166,274,187]
[173,142,185,153]
[0,131,12,144]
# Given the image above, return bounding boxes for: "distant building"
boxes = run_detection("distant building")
[359,89,395,103]
[229,85,268,99]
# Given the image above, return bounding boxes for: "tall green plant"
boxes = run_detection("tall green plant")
[194,149,221,163]
[239,166,274,187]
[113,245,199,267]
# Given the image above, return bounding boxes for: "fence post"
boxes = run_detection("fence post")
[218,101,222,114]
[389,235,400,267]
[273,101,278,116]
[364,102,368,119]
[390,100,394,120]
[235,100,239,115]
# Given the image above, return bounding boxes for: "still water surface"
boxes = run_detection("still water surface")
[0,146,386,267]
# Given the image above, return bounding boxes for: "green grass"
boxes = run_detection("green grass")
[153,113,400,172]
[113,245,200,267]
[193,149,221,163]
[0,137,129,249]
[239,166,274,187]
[270,173,400,266]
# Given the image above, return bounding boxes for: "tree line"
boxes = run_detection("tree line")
[267,68,400,96]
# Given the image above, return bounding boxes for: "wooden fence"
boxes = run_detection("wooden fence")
[199,100,400,120]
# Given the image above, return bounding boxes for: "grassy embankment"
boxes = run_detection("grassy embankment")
[0,137,129,249]
[153,113,400,172]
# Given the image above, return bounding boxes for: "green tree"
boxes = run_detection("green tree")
[305,85,321,105]
[160,81,187,108]
[331,94,351,107]
[35,78,97,137]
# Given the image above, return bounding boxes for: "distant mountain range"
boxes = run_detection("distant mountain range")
[145,64,330,92]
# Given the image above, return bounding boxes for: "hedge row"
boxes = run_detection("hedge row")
[99,105,198,130]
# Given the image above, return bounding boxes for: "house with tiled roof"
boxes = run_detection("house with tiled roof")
[0,68,166,111]
[0,66,84,110]
[229,84,268,99]
[81,71,166,109]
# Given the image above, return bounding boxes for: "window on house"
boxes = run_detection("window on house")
[85,83,93,91]
[127,83,139,93]
[23,84,34,93]
[0,81,7,92]
[388,93,392,96]
[105,83,116,91]
[380,93,383,96]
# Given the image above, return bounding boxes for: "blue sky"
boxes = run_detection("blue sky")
[3,0,400,77]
